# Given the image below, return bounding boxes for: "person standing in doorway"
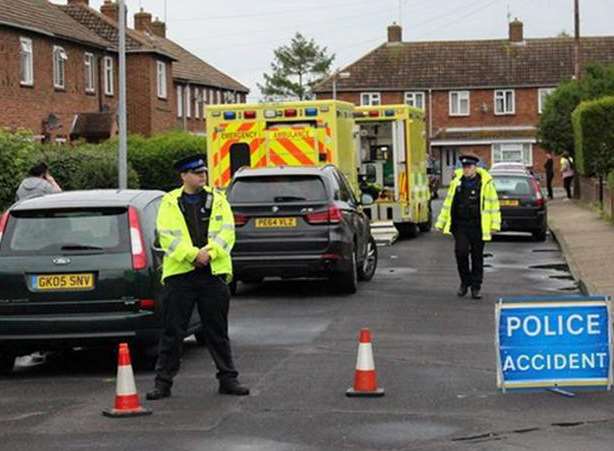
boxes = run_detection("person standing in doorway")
[544,152,554,200]
[561,151,575,199]
[435,154,501,299]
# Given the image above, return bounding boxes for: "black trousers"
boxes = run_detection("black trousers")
[453,226,485,289]
[563,176,574,199]
[154,271,238,390]
[546,173,554,200]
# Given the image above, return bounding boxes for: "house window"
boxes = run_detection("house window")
[156,61,167,99]
[53,46,67,89]
[404,91,425,109]
[235,92,241,103]
[216,90,221,105]
[360,92,381,106]
[492,143,532,166]
[194,88,201,119]
[103,56,114,96]
[84,52,95,93]
[186,86,191,117]
[494,89,515,115]
[177,85,183,117]
[20,37,33,86]
[449,91,470,116]
[538,87,556,114]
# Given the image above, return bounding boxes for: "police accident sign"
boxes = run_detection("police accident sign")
[496,295,613,391]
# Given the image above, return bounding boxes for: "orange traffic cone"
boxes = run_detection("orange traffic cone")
[103,343,152,417]
[346,328,385,397]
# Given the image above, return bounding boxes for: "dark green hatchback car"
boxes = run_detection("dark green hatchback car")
[0,190,204,372]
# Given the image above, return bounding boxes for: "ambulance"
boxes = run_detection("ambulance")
[355,104,431,237]
[205,100,359,191]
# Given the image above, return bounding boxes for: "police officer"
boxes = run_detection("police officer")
[146,154,249,400]
[435,154,501,299]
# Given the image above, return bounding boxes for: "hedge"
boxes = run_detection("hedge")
[572,96,614,177]
[0,130,206,211]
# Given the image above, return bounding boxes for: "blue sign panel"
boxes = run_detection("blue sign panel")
[496,296,612,391]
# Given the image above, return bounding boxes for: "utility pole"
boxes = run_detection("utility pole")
[118,0,127,189]
[574,0,581,80]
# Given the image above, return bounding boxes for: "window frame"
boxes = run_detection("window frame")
[20,37,34,87]
[186,86,191,118]
[84,52,95,93]
[449,90,470,116]
[103,56,114,96]
[491,142,533,166]
[216,90,221,105]
[156,60,167,99]
[538,87,556,114]
[494,89,515,115]
[194,87,201,119]
[176,85,183,117]
[404,91,425,110]
[53,45,67,90]
[360,92,381,106]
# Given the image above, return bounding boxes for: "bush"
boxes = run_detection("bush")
[0,130,39,209]
[608,171,614,191]
[127,131,206,191]
[572,96,614,177]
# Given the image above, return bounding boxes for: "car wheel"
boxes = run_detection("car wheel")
[331,247,358,294]
[395,222,419,239]
[358,236,378,281]
[533,229,547,242]
[194,328,208,347]
[0,353,15,375]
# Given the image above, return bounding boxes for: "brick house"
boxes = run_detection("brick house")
[315,21,614,185]
[0,0,248,141]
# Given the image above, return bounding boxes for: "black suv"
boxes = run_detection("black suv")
[226,165,378,294]
[0,190,205,372]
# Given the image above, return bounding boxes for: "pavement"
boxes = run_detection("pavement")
[2,198,614,450]
[548,197,614,299]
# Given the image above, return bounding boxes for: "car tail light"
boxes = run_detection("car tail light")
[128,206,147,271]
[139,299,156,311]
[234,213,248,226]
[531,179,545,207]
[0,211,9,244]
[305,205,343,224]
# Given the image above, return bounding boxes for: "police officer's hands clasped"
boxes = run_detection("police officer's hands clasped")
[194,247,210,267]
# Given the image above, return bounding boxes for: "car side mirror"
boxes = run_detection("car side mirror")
[361,194,374,206]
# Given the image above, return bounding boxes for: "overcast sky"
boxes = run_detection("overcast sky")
[83,0,614,101]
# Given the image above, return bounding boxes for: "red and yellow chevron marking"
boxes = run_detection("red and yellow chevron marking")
[212,122,262,187]
[266,126,318,166]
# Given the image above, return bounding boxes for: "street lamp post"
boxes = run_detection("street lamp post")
[118,0,127,189]
[332,70,350,100]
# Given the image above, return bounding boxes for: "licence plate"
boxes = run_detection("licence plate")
[255,217,297,228]
[32,273,95,291]
[500,199,519,207]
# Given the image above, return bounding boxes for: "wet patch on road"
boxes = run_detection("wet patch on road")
[344,419,461,448]
[230,318,331,346]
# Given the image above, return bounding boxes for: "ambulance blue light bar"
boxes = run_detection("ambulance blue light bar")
[384,110,395,117]
[223,112,236,120]
[305,108,318,116]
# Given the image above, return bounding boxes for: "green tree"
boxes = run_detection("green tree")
[538,64,614,156]
[258,33,334,101]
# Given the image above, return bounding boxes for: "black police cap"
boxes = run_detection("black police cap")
[174,154,207,172]
[459,154,480,166]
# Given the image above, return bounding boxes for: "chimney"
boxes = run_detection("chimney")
[67,0,89,6]
[387,23,402,43]
[134,8,152,32]
[509,18,524,43]
[100,0,119,23]
[150,17,166,38]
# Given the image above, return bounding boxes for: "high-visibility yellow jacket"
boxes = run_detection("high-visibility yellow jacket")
[156,186,235,283]
[435,168,501,241]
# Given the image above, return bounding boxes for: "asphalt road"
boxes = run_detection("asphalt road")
[2,199,614,451]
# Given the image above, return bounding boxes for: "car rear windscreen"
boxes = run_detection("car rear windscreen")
[228,176,328,203]
[1,208,130,255]
[493,176,534,196]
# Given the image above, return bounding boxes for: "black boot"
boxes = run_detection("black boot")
[219,379,250,396]
[146,386,171,400]
[471,287,482,299]
[457,284,468,297]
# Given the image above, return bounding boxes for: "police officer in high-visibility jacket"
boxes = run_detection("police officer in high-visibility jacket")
[146,154,249,400]
[435,154,501,299]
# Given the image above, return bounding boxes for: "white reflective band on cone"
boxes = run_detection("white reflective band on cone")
[116,364,138,396]
[355,343,375,371]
